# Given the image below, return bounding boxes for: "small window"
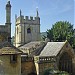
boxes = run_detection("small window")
[10,55,17,63]
[27,28,31,33]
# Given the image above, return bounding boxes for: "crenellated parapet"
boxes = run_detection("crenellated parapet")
[16,15,40,25]
[24,16,40,21]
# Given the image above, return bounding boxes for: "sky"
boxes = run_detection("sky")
[0,0,74,36]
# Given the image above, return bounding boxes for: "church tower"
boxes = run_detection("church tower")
[15,9,40,47]
[5,1,11,40]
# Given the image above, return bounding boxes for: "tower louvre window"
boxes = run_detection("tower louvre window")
[27,28,31,33]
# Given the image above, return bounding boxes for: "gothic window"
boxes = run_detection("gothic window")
[27,28,31,33]
[10,55,17,63]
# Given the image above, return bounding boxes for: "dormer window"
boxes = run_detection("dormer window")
[10,55,17,63]
[27,28,31,33]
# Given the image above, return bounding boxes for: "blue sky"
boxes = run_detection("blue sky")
[0,0,74,36]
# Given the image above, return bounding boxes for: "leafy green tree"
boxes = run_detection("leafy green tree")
[47,21,75,48]
[41,35,46,41]
[47,29,53,41]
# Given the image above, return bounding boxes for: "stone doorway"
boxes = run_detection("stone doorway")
[59,52,72,74]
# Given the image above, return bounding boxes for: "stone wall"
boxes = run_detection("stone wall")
[34,56,57,75]
[34,62,56,75]
[56,42,75,75]
[39,63,55,75]
[0,54,21,75]
[21,61,36,75]
[72,57,75,75]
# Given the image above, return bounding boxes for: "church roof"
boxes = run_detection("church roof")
[0,41,22,55]
[19,41,44,49]
[40,42,66,57]
[19,41,46,56]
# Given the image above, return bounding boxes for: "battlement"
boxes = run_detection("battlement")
[25,16,40,21]
[16,15,40,25]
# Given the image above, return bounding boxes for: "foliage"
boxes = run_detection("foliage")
[46,21,75,48]
[42,68,69,75]
[41,35,47,41]
[41,32,47,41]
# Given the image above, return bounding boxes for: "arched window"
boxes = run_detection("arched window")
[27,28,31,33]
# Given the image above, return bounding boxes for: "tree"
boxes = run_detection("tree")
[46,29,53,41]
[47,21,75,48]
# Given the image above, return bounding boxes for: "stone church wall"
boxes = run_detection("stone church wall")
[21,61,36,75]
[72,57,75,75]
[0,55,21,75]
[39,62,55,75]
[15,11,40,47]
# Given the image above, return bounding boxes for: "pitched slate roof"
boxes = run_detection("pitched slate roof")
[40,42,66,57]
[19,41,46,55]
[19,41,44,49]
[0,41,22,55]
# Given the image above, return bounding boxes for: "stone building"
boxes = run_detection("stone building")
[14,5,75,75]
[19,41,46,75]
[15,9,40,47]
[0,1,75,75]
[0,41,22,75]
[0,1,22,75]
[19,41,75,75]
[35,41,75,75]
[0,1,11,42]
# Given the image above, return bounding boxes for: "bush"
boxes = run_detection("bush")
[42,68,69,75]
